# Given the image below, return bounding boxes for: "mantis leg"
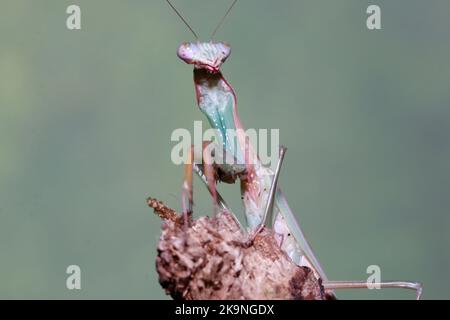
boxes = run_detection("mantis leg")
[248,147,287,241]
[322,280,423,300]
[181,142,218,220]
[194,164,229,212]
[194,164,245,231]
[202,143,219,217]
[182,141,235,221]
[181,145,195,227]
[261,146,286,229]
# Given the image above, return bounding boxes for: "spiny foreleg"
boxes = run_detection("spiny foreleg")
[181,141,246,225]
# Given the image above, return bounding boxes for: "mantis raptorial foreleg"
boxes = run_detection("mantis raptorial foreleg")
[202,144,219,217]
[194,163,245,231]
[181,145,194,226]
[181,141,245,227]
[181,143,219,223]
[182,142,223,219]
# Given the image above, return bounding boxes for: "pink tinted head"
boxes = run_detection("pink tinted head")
[177,42,231,73]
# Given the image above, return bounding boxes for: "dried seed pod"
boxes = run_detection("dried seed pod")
[150,199,327,300]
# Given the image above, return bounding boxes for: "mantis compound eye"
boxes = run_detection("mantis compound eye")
[218,42,231,60]
[177,42,194,64]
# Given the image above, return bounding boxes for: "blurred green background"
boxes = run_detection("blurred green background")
[1,0,449,299]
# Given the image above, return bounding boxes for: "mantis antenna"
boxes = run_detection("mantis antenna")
[210,0,238,40]
[165,0,199,39]
[165,0,238,40]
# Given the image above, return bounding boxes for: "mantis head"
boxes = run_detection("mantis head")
[177,42,231,73]
[166,0,237,73]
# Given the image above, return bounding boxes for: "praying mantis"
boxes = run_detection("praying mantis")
[165,0,422,299]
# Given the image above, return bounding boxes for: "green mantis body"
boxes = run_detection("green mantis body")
[191,63,327,281]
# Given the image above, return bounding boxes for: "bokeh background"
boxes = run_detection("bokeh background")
[1,0,449,299]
